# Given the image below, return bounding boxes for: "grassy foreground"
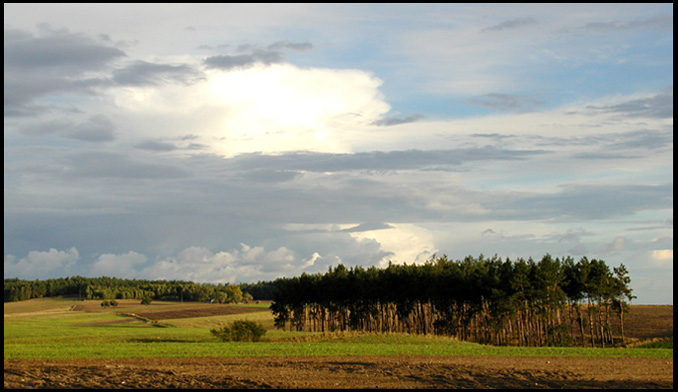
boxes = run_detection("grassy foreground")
[4,298,672,360]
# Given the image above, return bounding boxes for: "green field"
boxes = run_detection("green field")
[4,298,672,360]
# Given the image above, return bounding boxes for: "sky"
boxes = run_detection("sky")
[4,3,673,304]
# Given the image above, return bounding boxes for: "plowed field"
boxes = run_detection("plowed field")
[127,304,266,321]
[4,356,673,389]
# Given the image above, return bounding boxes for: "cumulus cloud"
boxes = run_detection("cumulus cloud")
[107,62,391,156]
[651,249,673,261]
[4,247,79,279]
[138,244,330,283]
[649,249,673,269]
[605,236,630,252]
[346,223,437,266]
[90,251,147,278]
[202,64,389,155]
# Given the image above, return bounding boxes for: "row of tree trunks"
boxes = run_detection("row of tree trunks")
[277,300,625,347]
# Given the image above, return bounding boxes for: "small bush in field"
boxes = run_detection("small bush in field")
[210,319,267,342]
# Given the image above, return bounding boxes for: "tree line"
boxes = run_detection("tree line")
[270,254,635,347]
[3,276,252,304]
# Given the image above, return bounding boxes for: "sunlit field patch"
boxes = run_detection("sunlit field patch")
[4,298,672,360]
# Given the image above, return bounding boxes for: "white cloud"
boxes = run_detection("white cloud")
[4,247,79,279]
[347,223,438,266]
[89,251,147,278]
[606,236,630,252]
[113,63,390,156]
[651,249,673,268]
[138,244,322,283]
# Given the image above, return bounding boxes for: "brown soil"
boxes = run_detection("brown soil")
[4,355,672,389]
[128,304,266,321]
[66,300,270,321]
[615,305,674,341]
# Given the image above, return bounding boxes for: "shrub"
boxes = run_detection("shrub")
[140,297,152,305]
[210,319,267,342]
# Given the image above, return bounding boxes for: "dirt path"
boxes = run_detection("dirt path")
[4,355,673,389]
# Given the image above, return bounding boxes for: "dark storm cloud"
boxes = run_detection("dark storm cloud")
[571,152,642,160]
[134,139,209,152]
[498,128,672,154]
[493,183,673,220]
[481,17,537,32]
[17,119,70,137]
[606,129,673,151]
[203,50,285,69]
[4,26,125,116]
[4,27,125,71]
[203,40,312,70]
[558,128,672,161]
[65,115,116,142]
[371,114,423,126]
[134,140,179,152]
[581,15,673,32]
[231,147,547,173]
[112,60,204,86]
[585,87,673,119]
[267,40,313,51]
[239,169,302,183]
[18,115,116,142]
[60,151,189,180]
[341,222,395,233]
[4,25,203,117]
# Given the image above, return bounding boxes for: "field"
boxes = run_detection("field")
[4,298,673,389]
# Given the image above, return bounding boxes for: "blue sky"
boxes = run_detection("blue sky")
[4,3,673,303]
